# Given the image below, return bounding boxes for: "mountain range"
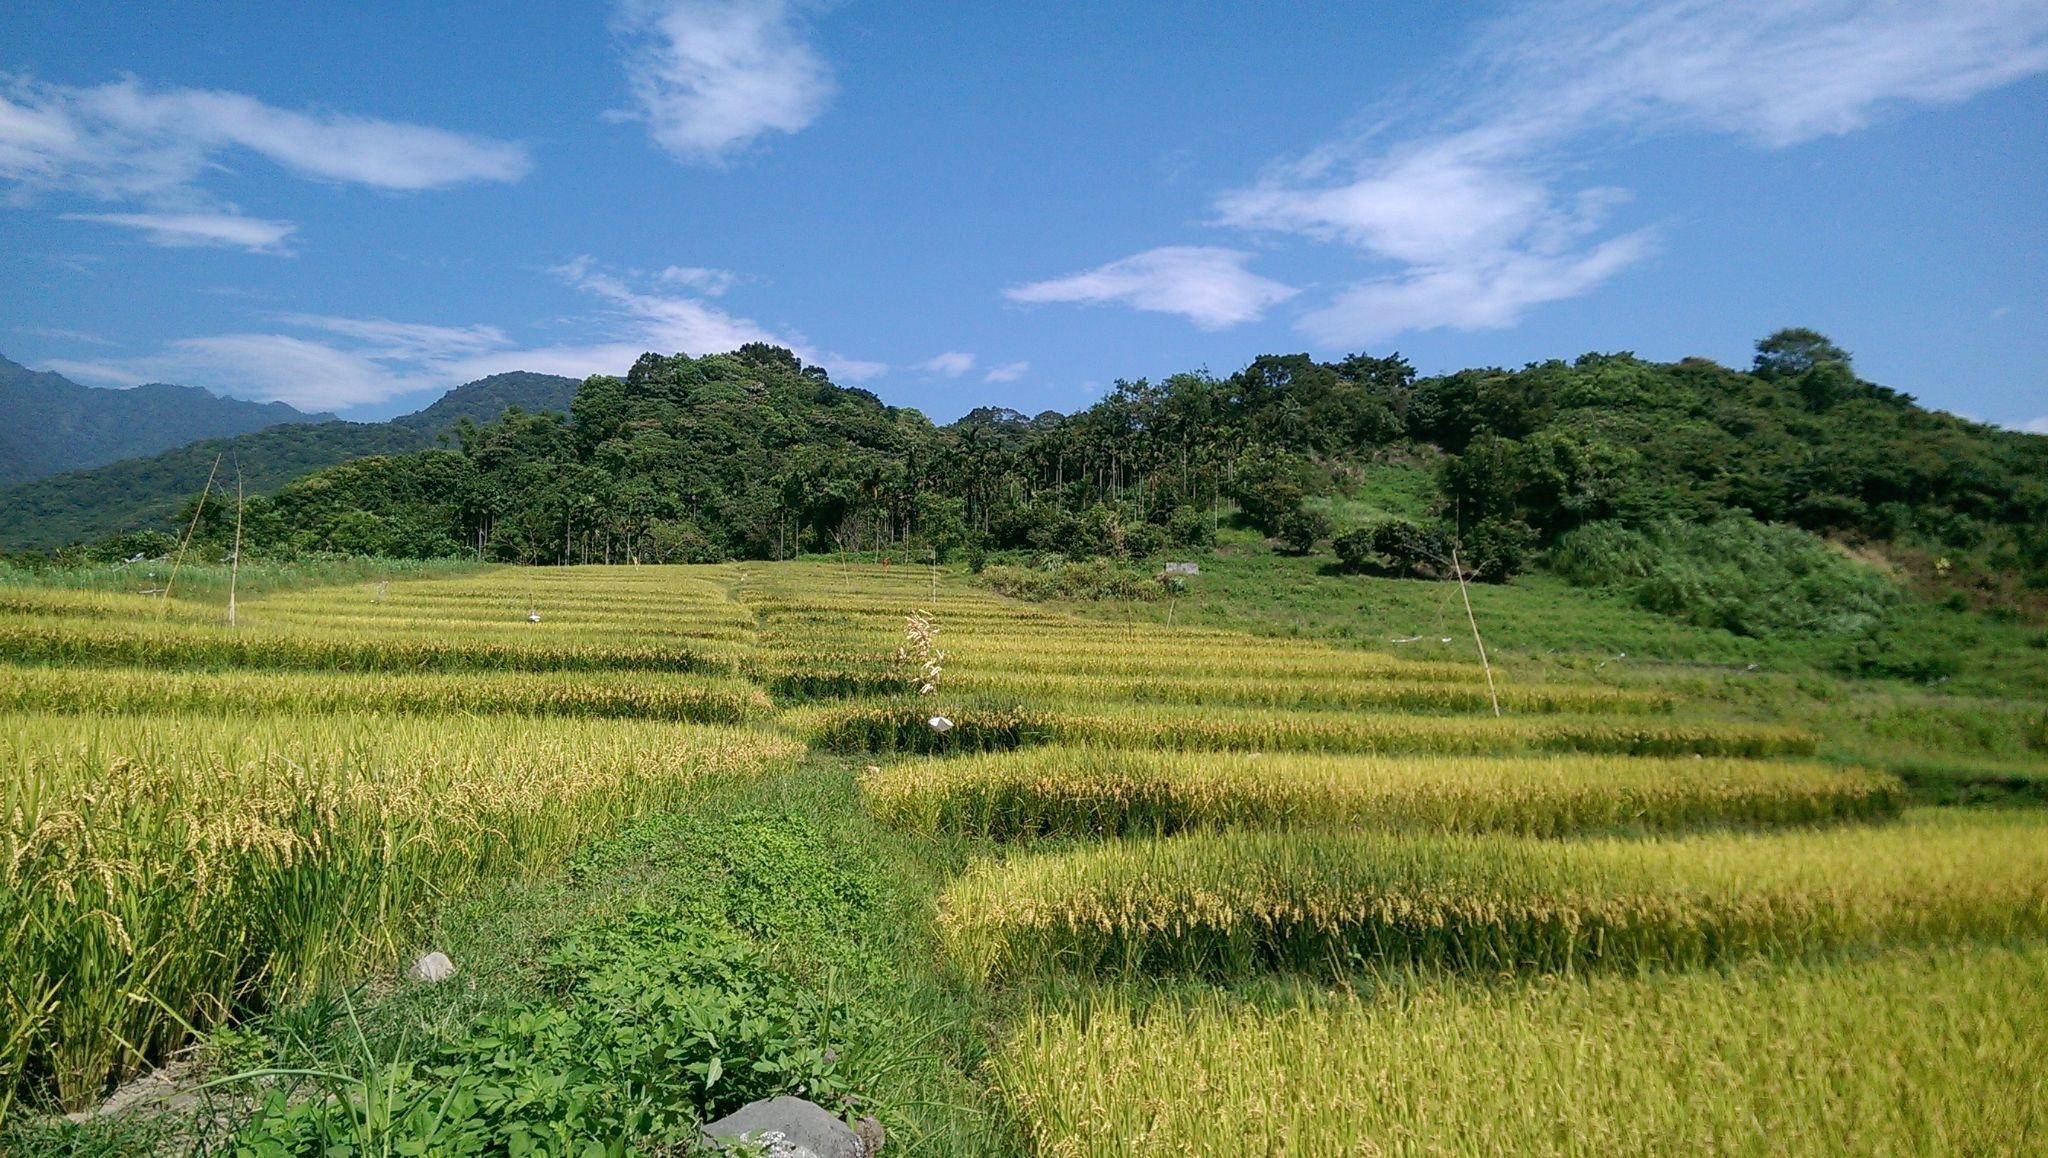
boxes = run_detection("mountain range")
[0,356,331,486]
[0,362,579,551]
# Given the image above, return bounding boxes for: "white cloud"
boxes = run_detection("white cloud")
[1006,247,1298,330]
[1471,0,2048,149]
[1298,233,1657,345]
[0,75,530,201]
[2027,415,2048,435]
[43,259,884,411]
[916,351,975,377]
[613,0,835,163]
[61,210,297,254]
[557,255,793,356]
[657,264,738,295]
[275,315,513,360]
[1203,0,2048,345]
[983,360,1029,383]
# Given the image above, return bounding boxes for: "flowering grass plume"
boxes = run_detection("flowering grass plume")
[897,609,944,696]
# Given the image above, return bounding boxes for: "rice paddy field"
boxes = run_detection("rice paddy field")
[3,557,2044,1152]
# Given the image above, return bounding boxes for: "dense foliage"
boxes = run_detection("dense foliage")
[15,332,2047,613]
[1549,517,1901,638]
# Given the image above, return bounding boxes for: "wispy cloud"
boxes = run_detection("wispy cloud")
[656,264,738,295]
[2027,415,2048,435]
[982,360,1029,384]
[1214,0,2048,344]
[1,74,530,257]
[276,315,512,360]
[612,0,835,163]
[61,210,297,254]
[1024,2,2048,344]
[0,75,530,200]
[15,324,116,346]
[916,351,975,377]
[45,259,883,410]
[1006,246,1298,330]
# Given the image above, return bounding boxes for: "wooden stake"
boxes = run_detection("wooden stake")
[1452,546,1501,717]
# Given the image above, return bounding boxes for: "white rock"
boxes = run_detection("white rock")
[927,716,954,733]
[409,951,457,983]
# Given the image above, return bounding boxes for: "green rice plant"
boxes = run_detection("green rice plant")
[0,711,799,1115]
[798,702,1814,758]
[992,944,2048,1156]
[861,748,1903,839]
[0,664,772,724]
[936,810,2048,984]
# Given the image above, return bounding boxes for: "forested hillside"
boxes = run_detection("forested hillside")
[0,356,327,485]
[20,333,2046,627]
[0,371,577,550]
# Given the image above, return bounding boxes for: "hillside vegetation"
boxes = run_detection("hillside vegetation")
[43,332,2034,603]
[0,371,577,551]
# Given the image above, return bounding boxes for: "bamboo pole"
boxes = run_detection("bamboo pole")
[1452,546,1501,717]
[226,468,244,627]
[161,453,223,612]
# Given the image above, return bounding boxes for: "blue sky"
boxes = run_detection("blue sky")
[2,1,2044,430]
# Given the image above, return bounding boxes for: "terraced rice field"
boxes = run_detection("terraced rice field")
[993,944,2048,1155]
[863,747,1903,838]
[3,559,2042,1152]
[737,567,2046,1155]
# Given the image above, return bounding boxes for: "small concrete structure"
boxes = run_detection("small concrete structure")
[1161,561,1201,576]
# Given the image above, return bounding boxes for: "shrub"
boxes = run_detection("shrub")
[1275,508,1332,555]
[1549,515,1899,637]
[1165,505,1214,549]
[1332,527,1377,572]
[1229,454,1318,534]
[1334,519,1456,578]
[978,559,1160,602]
[1459,518,1533,582]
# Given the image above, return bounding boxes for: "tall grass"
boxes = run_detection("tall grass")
[862,748,1903,839]
[994,944,2048,1156]
[936,810,2048,983]
[0,712,799,1114]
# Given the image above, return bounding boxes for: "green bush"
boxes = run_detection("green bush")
[1334,519,1455,578]
[1276,508,1332,555]
[1460,518,1533,583]
[1549,516,1899,637]
[1166,505,1215,549]
[979,559,1161,602]
[235,913,860,1154]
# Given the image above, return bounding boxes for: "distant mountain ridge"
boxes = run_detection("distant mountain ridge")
[0,356,330,485]
[0,368,580,551]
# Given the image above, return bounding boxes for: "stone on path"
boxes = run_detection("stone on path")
[699,1096,872,1157]
[408,951,456,983]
